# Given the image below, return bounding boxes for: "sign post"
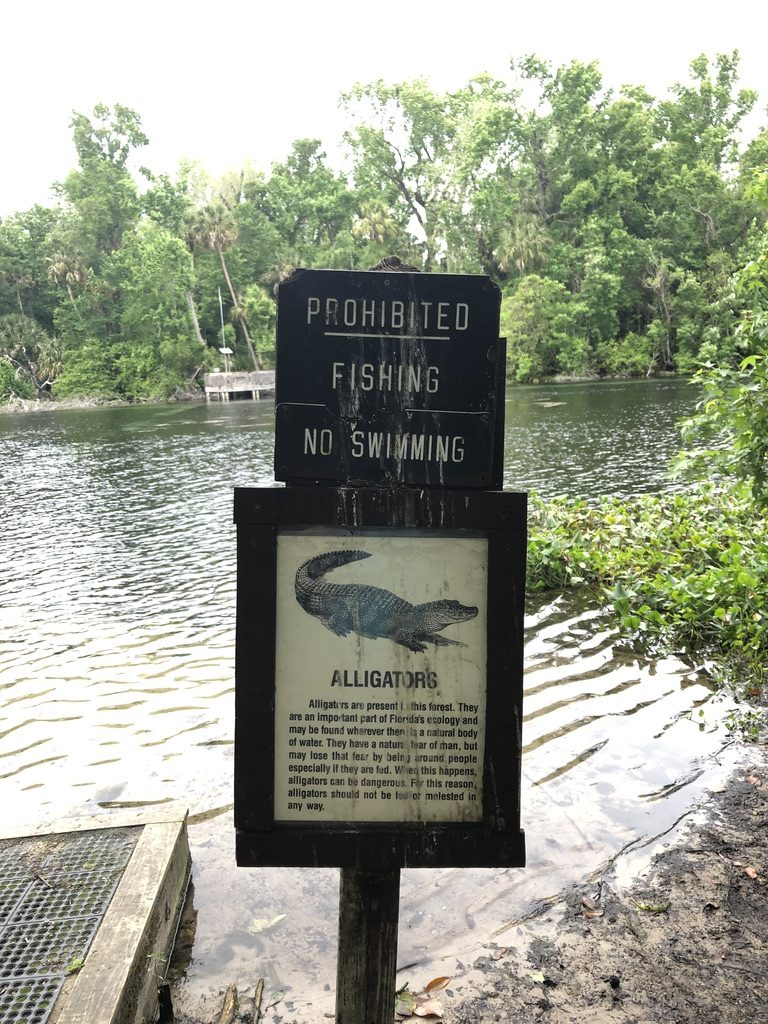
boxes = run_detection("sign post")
[235,266,525,1024]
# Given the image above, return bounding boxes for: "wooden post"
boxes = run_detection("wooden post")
[336,867,400,1024]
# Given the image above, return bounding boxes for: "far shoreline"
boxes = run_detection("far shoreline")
[0,373,691,417]
[0,393,207,415]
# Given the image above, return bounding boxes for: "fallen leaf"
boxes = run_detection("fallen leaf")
[413,999,444,1017]
[581,895,604,918]
[424,977,450,993]
[264,990,285,1011]
[395,987,417,1018]
[743,866,759,879]
[247,914,286,935]
[634,900,670,914]
[530,971,546,983]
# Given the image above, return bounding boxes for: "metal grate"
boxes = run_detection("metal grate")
[0,978,64,1024]
[0,917,100,981]
[0,850,32,882]
[13,873,122,925]
[0,828,139,1024]
[0,880,32,926]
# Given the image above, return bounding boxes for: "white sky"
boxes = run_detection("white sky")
[2,0,767,217]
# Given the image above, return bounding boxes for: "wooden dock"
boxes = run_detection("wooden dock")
[204,371,275,401]
[0,805,190,1024]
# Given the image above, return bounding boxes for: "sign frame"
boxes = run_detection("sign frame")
[234,485,526,870]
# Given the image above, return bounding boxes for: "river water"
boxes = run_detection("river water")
[0,378,740,1017]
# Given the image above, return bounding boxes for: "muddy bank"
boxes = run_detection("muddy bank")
[457,750,768,1024]
[0,391,204,414]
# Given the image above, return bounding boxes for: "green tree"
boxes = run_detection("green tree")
[342,79,463,270]
[657,52,757,171]
[241,285,277,366]
[501,275,575,381]
[0,206,61,327]
[47,250,88,321]
[674,171,768,503]
[103,221,205,398]
[254,139,357,268]
[55,340,120,399]
[56,104,148,266]
[0,357,35,401]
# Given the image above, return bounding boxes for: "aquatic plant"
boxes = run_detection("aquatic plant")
[527,484,767,696]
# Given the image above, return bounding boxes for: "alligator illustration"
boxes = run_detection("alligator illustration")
[294,549,478,652]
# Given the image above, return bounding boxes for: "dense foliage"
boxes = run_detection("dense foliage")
[528,176,768,705]
[1,53,767,401]
[527,486,767,696]
[673,170,768,504]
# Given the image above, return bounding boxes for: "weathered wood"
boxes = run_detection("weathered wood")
[216,983,238,1024]
[0,800,189,841]
[252,978,265,1022]
[204,370,275,401]
[49,818,191,1024]
[336,868,400,1024]
[234,484,527,530]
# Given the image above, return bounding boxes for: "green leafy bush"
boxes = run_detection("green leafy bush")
[55,341,121,399]
[673,355,768,504]
[527,486,767,692]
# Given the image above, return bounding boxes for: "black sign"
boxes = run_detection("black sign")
[234,486,527,870]
[274,269,504,488]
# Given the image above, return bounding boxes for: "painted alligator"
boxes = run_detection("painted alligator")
[295,549,478,653]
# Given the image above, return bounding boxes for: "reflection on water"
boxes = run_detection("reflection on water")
[1,380,737,1017]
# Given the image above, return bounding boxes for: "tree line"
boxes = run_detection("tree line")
[1,51,767,402]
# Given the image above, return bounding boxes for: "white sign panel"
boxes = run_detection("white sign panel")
[274,529,488,823]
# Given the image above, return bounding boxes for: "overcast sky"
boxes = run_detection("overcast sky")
[2,0,767,217]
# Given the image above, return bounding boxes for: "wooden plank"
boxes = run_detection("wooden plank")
[0,801,190,841]
[237,825,525,869]
[234,485,527,530]
[336,868,400,1024]
[49,818,191,1024]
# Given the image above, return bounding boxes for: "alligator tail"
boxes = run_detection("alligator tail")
[296,549,372,584]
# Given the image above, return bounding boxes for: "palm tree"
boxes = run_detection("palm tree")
[494,214,549,277]
[186,201,262,370]
[0,314,62,395]
[47,252,88,321]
